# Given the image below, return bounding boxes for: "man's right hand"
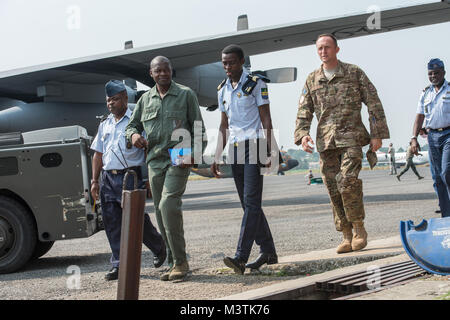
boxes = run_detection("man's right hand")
[301,135,315,153]
[211,161,222,178]
[91,181,99,201]
[411,138,421,154]
[131,133,148,149]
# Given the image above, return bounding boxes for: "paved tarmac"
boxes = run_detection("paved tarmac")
[0,165,447,300]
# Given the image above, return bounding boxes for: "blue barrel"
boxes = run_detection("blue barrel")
[400,217,450,276]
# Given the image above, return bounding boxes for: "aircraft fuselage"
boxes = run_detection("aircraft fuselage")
[0,62,226,136]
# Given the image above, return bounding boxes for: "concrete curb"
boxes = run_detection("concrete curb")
[220,236,408,300]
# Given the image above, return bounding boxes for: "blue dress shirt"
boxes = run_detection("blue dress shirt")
[91,107,145,170]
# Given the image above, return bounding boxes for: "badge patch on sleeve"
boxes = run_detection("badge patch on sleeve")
[299,95,305,104]
[261,87,268,99]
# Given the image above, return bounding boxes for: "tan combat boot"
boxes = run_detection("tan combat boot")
[336,225,353,254]
[168,261,189,281]
[160,266,174,281]
[352,221,368,251]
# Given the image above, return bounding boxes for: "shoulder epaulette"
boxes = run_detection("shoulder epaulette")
[96,114,108,123]
[217,78,226,91]
[251,72,270,83]
[242,75,260,95]
[423,85,431,92]
[242,72,271,95]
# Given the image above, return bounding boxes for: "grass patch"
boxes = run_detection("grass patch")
[435,291,450,300]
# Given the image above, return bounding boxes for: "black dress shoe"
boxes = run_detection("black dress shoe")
[246,253,278,270]
[154,246,167,268]
[223,256,246,275]
[105,267,119,281]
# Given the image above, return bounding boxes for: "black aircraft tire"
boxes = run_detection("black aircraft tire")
[0,196,37,274]
[32,240,55,260]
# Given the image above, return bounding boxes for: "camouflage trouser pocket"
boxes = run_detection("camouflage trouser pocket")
[336,147,363,197]
[318,147,363,228]
[337,147,365,224]
[340,147,363,176]
[320,147,366,229]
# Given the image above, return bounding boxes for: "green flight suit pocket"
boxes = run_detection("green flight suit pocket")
[142,109,159,144]
[166,110,185,132]
[166,110,183,118]
[168,165,190,177]
[142,109,158,121]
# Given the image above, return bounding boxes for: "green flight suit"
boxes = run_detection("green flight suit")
[126,81,207,266]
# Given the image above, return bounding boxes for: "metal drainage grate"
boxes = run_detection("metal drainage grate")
[253,260,429,300]
[315,260,427,296]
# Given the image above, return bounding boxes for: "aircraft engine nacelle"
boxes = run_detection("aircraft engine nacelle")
[173,63,297,110]
[173,63,225,108]
[0,102,107,136]
[0,98,26,112]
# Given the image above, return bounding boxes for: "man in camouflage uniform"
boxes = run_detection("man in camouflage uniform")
[294,34,390,253]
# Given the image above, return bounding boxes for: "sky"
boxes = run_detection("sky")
[0,0,449,154]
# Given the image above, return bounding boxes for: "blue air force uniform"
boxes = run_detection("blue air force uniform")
[416,59,450,217]
[218,70,277,263]
[417,80,450,132]
[91,81,165,269]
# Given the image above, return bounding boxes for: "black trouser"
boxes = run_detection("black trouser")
[100,167,165,268]
[230,139,276,262]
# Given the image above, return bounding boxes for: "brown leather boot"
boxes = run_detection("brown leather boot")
[168,261,189,281]
[352,221,368,251]
[336,225,353,254]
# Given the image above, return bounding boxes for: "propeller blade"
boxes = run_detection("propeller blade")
[253,67,297,83]
[237,15,252,70]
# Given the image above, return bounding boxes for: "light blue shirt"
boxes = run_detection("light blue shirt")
[417,80,450,129]
[218,70,270,143]
[91,108,145,170]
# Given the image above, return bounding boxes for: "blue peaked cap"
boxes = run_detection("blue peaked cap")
[105,80,126,97]
[428,58,445,70]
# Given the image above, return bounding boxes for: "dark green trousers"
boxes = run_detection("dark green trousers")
[398,159,420,178]
[148,165,190,267]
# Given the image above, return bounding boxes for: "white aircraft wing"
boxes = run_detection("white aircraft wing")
[0,0,449,102]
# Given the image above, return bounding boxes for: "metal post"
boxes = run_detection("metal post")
[117,171,146,300]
